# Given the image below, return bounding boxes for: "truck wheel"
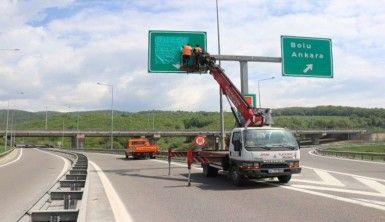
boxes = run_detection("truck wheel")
[125,154,129,159]
[203,164,218,177]
[278,175,292,183]
[150,155,156,159]
[231,169,243,186]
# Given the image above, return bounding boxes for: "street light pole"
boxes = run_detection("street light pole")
[4,101,9,151]
[1,49,20,150]
[257,76,275,108]
[97,82,114,149]
[62,117,64,148]
[61,105,71,148]
[10,110,14,147]
[77,111,80,132]
[45,106,48,130]
[216,0,225,150]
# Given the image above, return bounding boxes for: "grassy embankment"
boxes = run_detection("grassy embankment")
[324,143,385,162]
[327,144,385,153]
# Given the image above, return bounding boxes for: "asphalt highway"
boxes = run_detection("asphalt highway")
[85,148,385,222]
[0,148,68,222]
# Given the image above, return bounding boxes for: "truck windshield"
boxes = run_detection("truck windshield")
[244,129,299,151]
[132,141,145,145]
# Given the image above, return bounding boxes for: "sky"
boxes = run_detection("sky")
[0,0,384,112]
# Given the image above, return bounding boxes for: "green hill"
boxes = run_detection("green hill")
[0,106,384,150]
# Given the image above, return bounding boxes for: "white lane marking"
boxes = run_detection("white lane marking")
[0,148,23,168]
[314,169,345,187]
[271,183,385,211]
[89,161,133,222]
[153,157,385,211]
[292,169,345,187]
[301,165,385,183]
[355,177,385,194]
[308,149,385,165]
[353,198,385,206]
[290,184,385,197]
[35,148,71,181]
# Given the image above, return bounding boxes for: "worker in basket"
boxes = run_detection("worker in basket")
[182,43,192,67]
[193,44,203,71]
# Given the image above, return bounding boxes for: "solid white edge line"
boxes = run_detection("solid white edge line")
[0,148,23,168]
[353,198,385,206]
[308,149,385,165]
[89,161,133,222]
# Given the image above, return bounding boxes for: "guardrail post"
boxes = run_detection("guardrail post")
[64,194,69,210]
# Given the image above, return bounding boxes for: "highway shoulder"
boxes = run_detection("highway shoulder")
[85,162,116,221]
[0,148,22,167]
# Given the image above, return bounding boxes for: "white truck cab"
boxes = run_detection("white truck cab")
[228,126,301,185]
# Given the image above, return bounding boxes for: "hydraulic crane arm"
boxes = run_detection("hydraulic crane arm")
[199,53,272,127]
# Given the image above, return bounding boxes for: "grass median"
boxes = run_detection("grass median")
[323,143,385,161]
[327,144,385,153]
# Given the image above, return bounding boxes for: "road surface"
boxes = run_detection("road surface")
[0,148,68,222]
[84,148,385,222]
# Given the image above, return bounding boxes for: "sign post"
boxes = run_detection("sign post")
[148,30,207,73]
[187,149,193,186]
[281,36,333,78]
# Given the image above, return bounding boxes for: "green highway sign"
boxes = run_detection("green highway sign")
[281,36,333,78]
[148,30,207,73]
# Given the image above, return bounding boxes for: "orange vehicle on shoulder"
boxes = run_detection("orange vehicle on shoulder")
[125,137,160,159]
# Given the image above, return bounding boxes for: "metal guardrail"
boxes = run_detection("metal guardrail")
[315,149,385,161]
[18,149,89,222]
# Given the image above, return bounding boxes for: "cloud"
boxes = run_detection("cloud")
[0,0,384,112]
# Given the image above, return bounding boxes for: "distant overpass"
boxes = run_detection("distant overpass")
[0,129,366,137]
[2,129,366,148]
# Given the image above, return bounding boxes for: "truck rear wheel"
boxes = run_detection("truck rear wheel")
[202,164,218,177]
[278,175,292,183]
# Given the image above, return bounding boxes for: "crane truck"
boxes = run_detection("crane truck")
[169,53,301,186]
